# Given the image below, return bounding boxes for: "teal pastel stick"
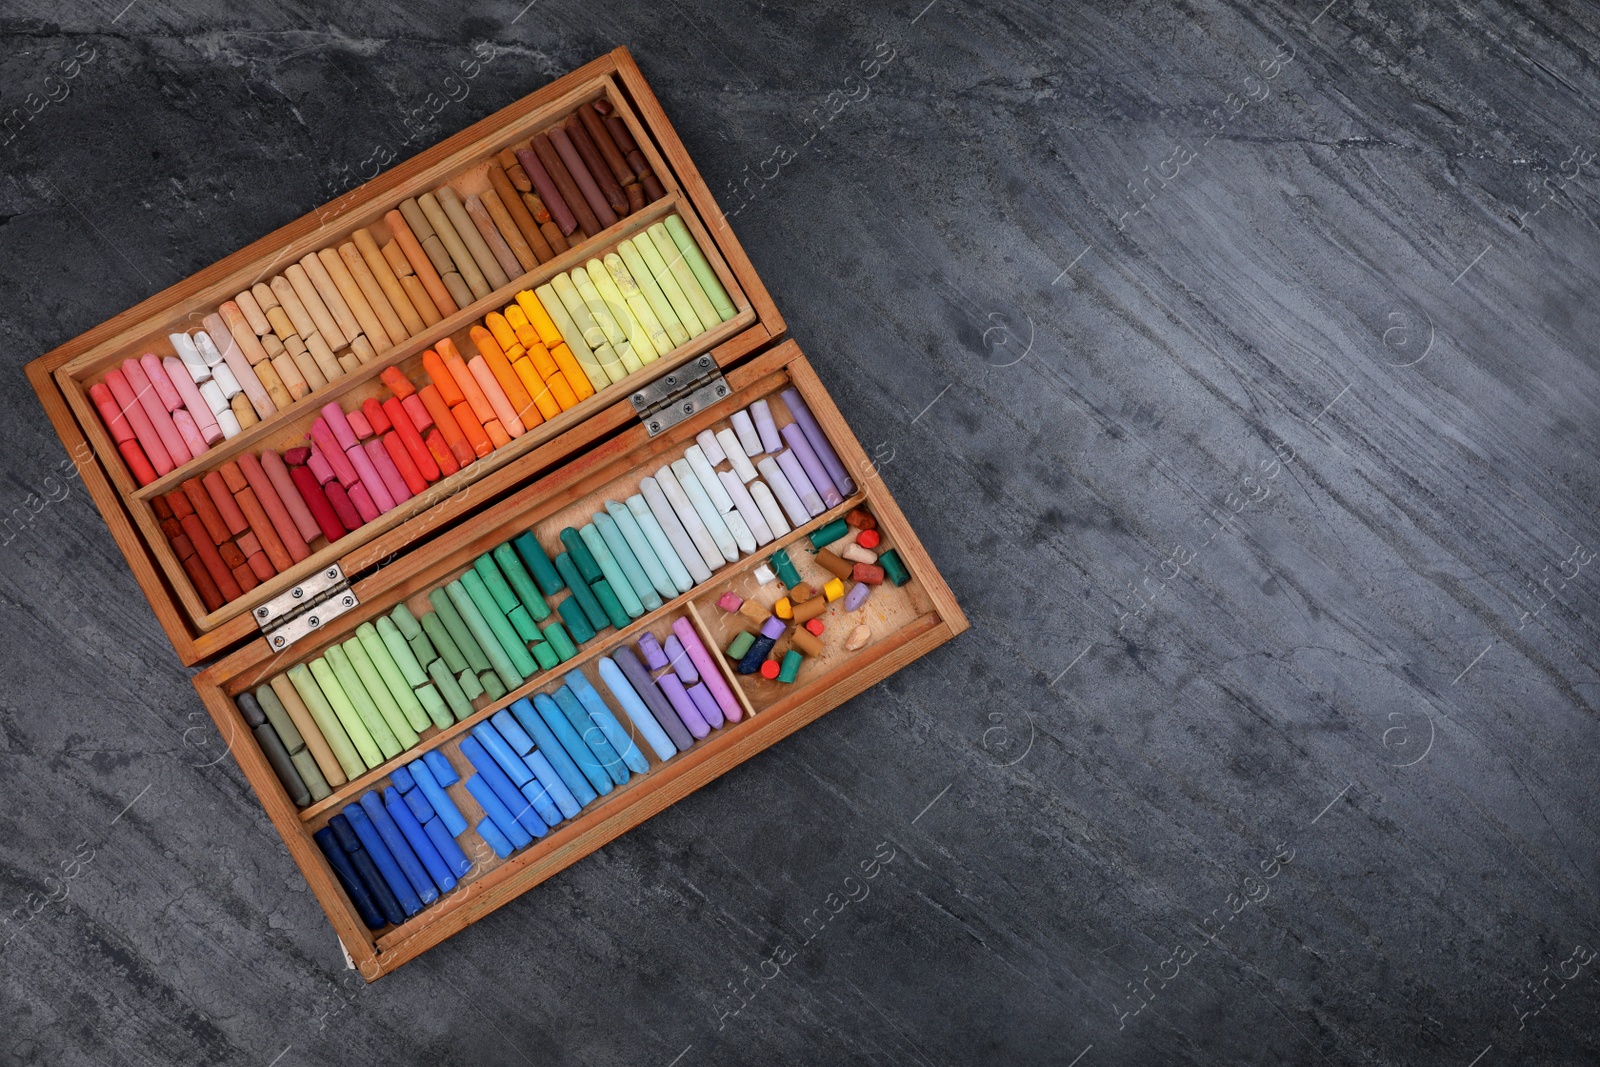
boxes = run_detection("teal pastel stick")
[603,502,675,602]
[625,494,693,594]
[580,522,646,618]
[557,597,597,644]
[590,577,632,631]
[507,604,540,644]
[492,542,552,621]
[530,641,559,670]
[534,691,613,796]
[513,531,564,596]
[555,552,611,632]
[565,667,650,774]
[554,686,629,787]
[559,527,605,584]
[509,697,597,806]
[473,554,522,617]
[595,511,663,611]
[460,570,538,679]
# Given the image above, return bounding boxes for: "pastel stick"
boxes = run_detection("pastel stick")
[408,759,469,836]
[343,802,424,916]
[360,791,439,904]
[639,479,713,583]
[384,787,456,894]
[565,668,650,773]
[314,825,387,929]
[424,818,473,878]
[594,511,661,611]
[532,692,611,797]
[656,671,711,738]
[460,735,549,839]
[328,814,406,926]
[509,697,598,807]
[672,616,745,722]
[780,387,856,495]
[596,655,676,761]
[612,646,694,752]
[464,775,533,850]
[615,497,690,596]
[579,523,646,619]
[554,686,628,786]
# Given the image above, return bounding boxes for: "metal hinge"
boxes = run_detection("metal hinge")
[255,564,359,652]
[629,354,729,436]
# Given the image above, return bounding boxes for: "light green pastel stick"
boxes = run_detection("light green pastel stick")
[389,603,423,640]
[632,229,704,338]
[408,632,439,670]
[254,684,305,753]
[376,617,428,688]
[428,588,491,674]
[542,620,577,662]
[647,223,719,330]
[343,634,420,748]
[507,604,540,644]
[666,215,736,321]
[306,658,384,769]
[605,500,676,601]
[459,570,537,678]
[472,554,521,616]
[284,666,365,778]
[414,682,452,731]
[594,511,661,611]
[549,274,626,383]
[535,283,610,392]
[429,660,475,721]
[357,623,429,735]
[589,256,660,364]
[479,671,506,701]
[457,667,484,700]
[625,494,693,593]
[447,578,526,689]
[616,239,688,347]
[605,252,672,357]
[420,610,468,674]
[291,750,331,801]
[530,641,559,671]
[580,523,644,618]
[326,644,404,759]
[571,265,642,373]
[491,543,551,621]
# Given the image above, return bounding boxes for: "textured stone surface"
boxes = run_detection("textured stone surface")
[2,1,1598,1064]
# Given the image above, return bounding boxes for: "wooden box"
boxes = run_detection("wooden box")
[25,47,966,978]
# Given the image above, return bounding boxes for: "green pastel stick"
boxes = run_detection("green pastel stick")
[617,238,688,347]
[666,214,736,321]
[420,610,468,674]
[604,501,675,601]
[777,649,803,684]
[635,223,706,337]
[542,620,577,662]
[492,542,551,621]
[254,684,304,752]
[457,667,484,700]
[376,617,428,688]
[479,671,507,700]
[390,603,423,640]
[769,548,800,586]
[408,632,439,669]
[879,548,910,586]
[530,641,559,670]
[357,623,429,735]
[594,511,662,612]
[429,660,475,721]
[286,665,367,778]
[557,596,597,644]
[580,523,644,618]
[429,588,491,674]
[291,749,331,800]
[311,654,388,766]
[507,604,540,644]
[590,578,631,630]
[726,631,756,659]
[414,681,453,731]
[341,637,419,751]
[555,553,610,631]
[513,530,564,596]
[560,527,604,583]
[473,554,521,616]
[460,570,538,678]
[447,578,526,688]
[647,223,719,329]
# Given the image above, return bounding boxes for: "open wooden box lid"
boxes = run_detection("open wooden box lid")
[24,48,783,667]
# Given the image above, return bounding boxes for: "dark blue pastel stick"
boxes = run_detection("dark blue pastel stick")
[314,826,385,930]
[464,775,533,849]
[555,686,629,787]
[342,804,423,917]
[566,669,648,775]
[409,760,468,836]
[519,777,563,827]
[423,749,460,786]
[491,709,537,754]
[524,749,581,818]
[328,815,406,927]
[390,764,416,792]
[471,723,535,787]
[359,792,439,906]
[460,736,549,839]
[404,785,436,824]
[384,788,456,894]
[476,816,513,859]
[425,817,472,876]
[510,697,597,806]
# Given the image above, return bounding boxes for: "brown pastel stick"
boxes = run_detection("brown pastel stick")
[232,564,259,594]
[260,449,321,544]
[814,549,854,581]
[531,132,601,236]
[479,188,539,270]
[181,513,243,601]
[578,101,634,188]
[339,241,409,344]
[233,483,293,573]
[550,124,619,228]
[350,334,377,363]
[239,452,310,563]
[179,550,226,611]
[299,253,364,347]
[284,264,349,349]
[158,517,182,540]
[429,188,503,295]
[626,183,645,213]
[521,193,569,254]
[269,675,348,788]
[318,247,392,352]
[181,478,229,544]
[566,117,628,215]
[463,193,526,279]
[497,148,532,192]
[353,228,425,336]
[514,145,578,237]
[252,358,294,410]
[389,205,460,315]
[235,290,272,336]
[260,332,286,359]
[792,594,827,624]
[788,626,824,658]
[606,114,667,201]
[337,352,361,374]
[202,470,250,534]
[218,541,247,570]
[382,239,442,326]
[288,347,328,393]
[487,165,553,263]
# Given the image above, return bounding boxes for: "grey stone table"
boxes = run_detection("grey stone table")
[1,2,1596,1064]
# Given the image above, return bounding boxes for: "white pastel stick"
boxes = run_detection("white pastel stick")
[696,429,726,465]
[655,466,725,570]
[715,427,758,482]
[209,360,243,399]
[214,406,243,438]
[193,328,226,368]
[197,379,230,415]
[719,469,773,546]
[670,458,740,562]
[170,332,211,382]
[731,409,762,456]
[684,446,735,514]
[640,477,712,584]
[757,457,811,527]
[750,399,782,453]
[748,480,791,538]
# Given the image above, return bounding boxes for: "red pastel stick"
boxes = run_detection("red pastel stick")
[381,431,428,495]
[89,382,135,443]
[381,397,440,482]
[290,463,348,543]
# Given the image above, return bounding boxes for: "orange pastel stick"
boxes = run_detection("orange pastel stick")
[424,428,460,477]
[181,513,243,601]
[483,418,512,451]
[381,432,429,495]
[386,208,459,316]
[467,356,525,437]
[545,370,580,411]
[380,365,417,399]
[449,401,494,458]
[549,343,594,402]
[512,360,559,420]
[202,470,250,535]
[419,385,474,467]
[182,479,230,544]
[422,349,465,406]
[179,551,226,611]
[238,452,311,563]
[525,341,560,379]
[443,351,496,426]
[471,327,538,421]
[233,484,294,572]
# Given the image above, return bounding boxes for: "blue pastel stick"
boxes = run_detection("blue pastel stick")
[390,764,416,792]
[343,803,424,917]
[523,749,581,818]
[535,691,612,796]
[519,778,563,827]
[460,737,549,839]
[491,709,536,754]
[605,499,678,601]
[471,723,535,787]
[476,816,514,859]
[314,826,386,930]
[328,814,406,927]
[360,792,439,906]
[384,787,456,894]
[404,785,436,824]
[555,686,629,786]
[510,697,598,806]
[408,760,468,836]
[597,656,676,761]
[425,817,473,876]
[423,749,460,785]
[464,775,533,849]
[566,668,649,774]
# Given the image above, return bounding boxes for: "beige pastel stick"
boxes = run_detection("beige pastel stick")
[284,333,306,355]
[231,391,259,430]
[479,187,539,272]
[317,247,392,352]
[268,275,315,341]
[268,675,347,787]
[398,200,456,277]
[254,357,294,409]
[298,253,363,347]
[463,193,525,279]
[437,186,510,291]
[353,229,425,335]
[350,334,377,363]
[235,290,272,336]
[382,238,441,321]
[261,333,285,359]
[263,304,294,342]
[305,332,343,382]
[221,302,272,365]
[337,352,361,374]
[252,282,280,313]
[441,270,475,311]
[339,240,409,343]
[289,347,327,393]
[271,353,309,400]
[284,263,349,350]
[386,207,457,317]
[419,191,492,299]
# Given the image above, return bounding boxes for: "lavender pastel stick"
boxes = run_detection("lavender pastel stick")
[687,683,724,731]
[671,616,743,722]
[781,387,855,495]
[750,400,782,453]
[844,582,873,611]
[612,646,694,751]
[637,631,669,671]
[781,423,842,509]
[656,670,711,738]
[775,449,826,517]
[664,633,698,684]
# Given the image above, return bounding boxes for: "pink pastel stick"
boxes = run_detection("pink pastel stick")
[102,368,173,475]
[309,418,360,487]
[363,438,413,505]
[162,356,222,445]
[88,382,135,443]
[671,617,743,723]
[203,316,274,417]
[346,409,374,440]
[401,393,433,432]
[170,409,208,460]
[139,353,184,412]
[261,450,322,544]
[306,441,338,485]
[347,481,381,523]
[344,443,395,513]
[321,401,359,451]
[121,359,190,471]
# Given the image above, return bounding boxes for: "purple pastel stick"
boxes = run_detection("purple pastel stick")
[844,582,872,611]
[780,387,855,496]
[781,423,843,509]
[671,617,743,723]
[515,146,578,236]
[687,683,724,731]
[637,632,669,672]
[663,634,697,684]
[656,671,710,738]
[760,616,785,640]
[775,450,825,517]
